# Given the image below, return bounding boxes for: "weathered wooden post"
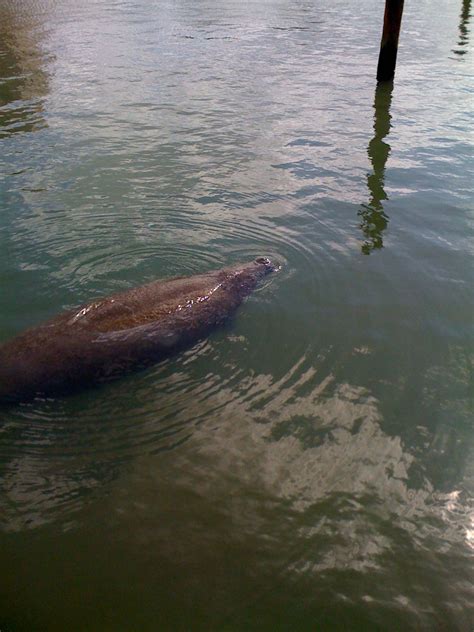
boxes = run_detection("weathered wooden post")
[376,0,405,81]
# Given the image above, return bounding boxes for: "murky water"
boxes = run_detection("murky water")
[0,0,473,629]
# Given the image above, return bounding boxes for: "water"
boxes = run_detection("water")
[0,0,473,629]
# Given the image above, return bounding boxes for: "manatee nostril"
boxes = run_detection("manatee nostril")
[255,257,271,266]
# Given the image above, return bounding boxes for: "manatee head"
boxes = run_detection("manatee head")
[253,256,278,274]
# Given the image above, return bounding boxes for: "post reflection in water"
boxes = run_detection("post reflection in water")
[0,4,51,137]
[453,0,472,55]
[358,80,394,255]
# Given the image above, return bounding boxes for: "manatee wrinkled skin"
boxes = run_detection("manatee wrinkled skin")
[0,258,275,403]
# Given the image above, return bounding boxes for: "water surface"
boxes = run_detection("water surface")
[0,0,473,630]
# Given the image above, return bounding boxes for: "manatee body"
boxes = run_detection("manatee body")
[0,258,275,403]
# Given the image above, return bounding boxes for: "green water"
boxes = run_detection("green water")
[0,0,473,630]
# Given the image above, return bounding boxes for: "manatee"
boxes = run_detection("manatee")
[0,257,275,403]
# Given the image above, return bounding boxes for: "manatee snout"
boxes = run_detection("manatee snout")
[254,256,277,273]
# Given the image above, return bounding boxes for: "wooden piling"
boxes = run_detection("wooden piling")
[376,0,405,82]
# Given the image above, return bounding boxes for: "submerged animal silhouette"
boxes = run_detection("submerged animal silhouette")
[0,257,275,403]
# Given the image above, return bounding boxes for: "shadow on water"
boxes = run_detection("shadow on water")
[453,0,472,55]
[0,3,51,137]
[358,80,394,255]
